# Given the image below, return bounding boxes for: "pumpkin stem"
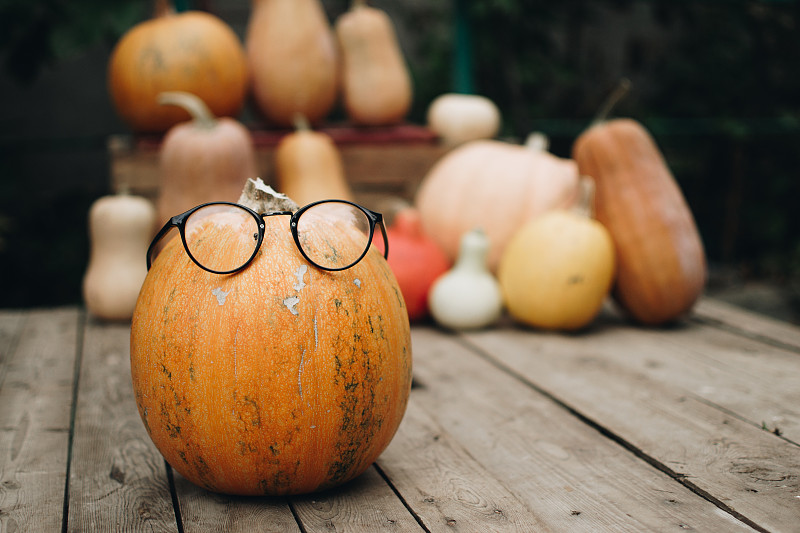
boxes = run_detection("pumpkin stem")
[292,113,311,132]
[158,91,217,129]
[158,91,217,130]
[592,78,631,125]
[238,178,299,213]
[571,176,596,219]
[153,0,175,18]
[351,0,368,8]
[524,132,549,152]
[454,228,491,273]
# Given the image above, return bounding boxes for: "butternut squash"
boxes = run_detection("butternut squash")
[274,115,354,204]
[246,0,339,127]
[335,0,412,125]
[83,192,156,321]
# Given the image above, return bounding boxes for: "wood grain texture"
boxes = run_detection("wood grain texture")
[0,308,80,533]
[67,316,176,532]
[463,315,798,532]
[695,297,800,351]
[378,398,552,532]
[410,327,756,532]
[1,300,796,532]
[291,467,421,532]
[108,133,446,205]
[174,471,301,533]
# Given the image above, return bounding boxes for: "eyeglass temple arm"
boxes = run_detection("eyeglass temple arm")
[146,218,179,270]
[377,217,389,260]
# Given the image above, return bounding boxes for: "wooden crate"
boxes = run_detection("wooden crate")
[108,124,448,212]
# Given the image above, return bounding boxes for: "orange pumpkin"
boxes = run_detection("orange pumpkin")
[246,0,339,127]
[572,118,706,325]
[108,0,249,133]
[415,133,581,273]
[130,179,412,496]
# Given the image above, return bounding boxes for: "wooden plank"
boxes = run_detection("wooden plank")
[108,134,446,207]
[290,467,422,532]
[694,297,800,352]
[67,316,177,533]
[408,328,756,532]
[0,308,81,532]
[526,307,800,442]
[377,398,553,531]
[462,320,799,532]
[0,309,24,385]
[615,315,800,442]
[174,471,301,532]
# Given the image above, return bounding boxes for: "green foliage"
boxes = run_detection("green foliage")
[1,0,799,307]
[459,0,800,278]
[0,0,147,83]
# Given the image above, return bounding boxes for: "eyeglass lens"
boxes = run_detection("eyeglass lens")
[184,204,260,273]
[181,201,380,273]
[295,202,378,270]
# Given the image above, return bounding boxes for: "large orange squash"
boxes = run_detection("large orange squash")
[130,179,412,495]
[108,0,249,133]
[246,0,339,127]
[572,118,706,325]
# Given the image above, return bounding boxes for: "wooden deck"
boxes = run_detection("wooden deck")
[1,298,798,532]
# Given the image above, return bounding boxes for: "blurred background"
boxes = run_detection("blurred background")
[1,0,799,320]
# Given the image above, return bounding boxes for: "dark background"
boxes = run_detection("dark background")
[1,0,799,315]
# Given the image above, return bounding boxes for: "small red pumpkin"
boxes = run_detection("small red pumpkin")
[131,179,412,495]
[384,207,451,321]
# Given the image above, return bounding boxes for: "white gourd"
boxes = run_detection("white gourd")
[83,192,156,321]
[428,228,503,330]
[427,93,501,147]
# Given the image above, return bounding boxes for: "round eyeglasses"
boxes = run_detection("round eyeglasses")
[147,199,389,274]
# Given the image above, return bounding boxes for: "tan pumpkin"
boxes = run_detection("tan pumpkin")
[274,115,354,205]
[415,133,581,273]
[335,0,412,125]
[156,91,258,226]
[498,178,615,331]
[572,118,706,325]
[246,0,339,127]
[83,192,156,321]
[108,0,248,133]
[427,93,501,147]
[131,178,412,495]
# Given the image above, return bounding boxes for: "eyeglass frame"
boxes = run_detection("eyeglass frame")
[146,199,389,275]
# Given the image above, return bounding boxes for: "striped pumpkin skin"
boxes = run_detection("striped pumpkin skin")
[130,215,412,496]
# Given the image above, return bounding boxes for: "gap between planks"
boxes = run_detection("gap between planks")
[449,333,770,533]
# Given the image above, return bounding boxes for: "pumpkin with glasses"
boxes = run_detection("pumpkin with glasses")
[131,179,411,496]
